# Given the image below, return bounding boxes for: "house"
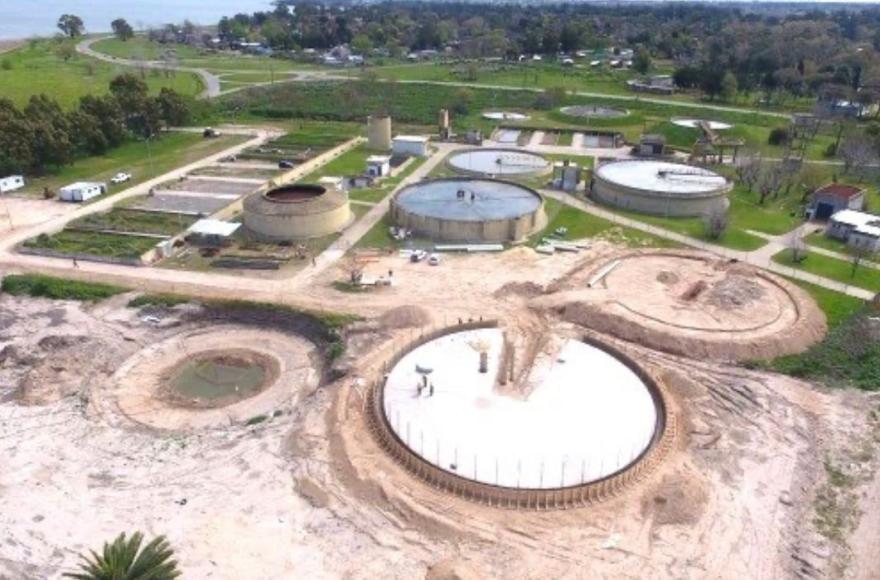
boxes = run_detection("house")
[0,175,25,194]
[392,135,430,157]
[826,209,880,253]
[59,182,106,202]
[807,183,866,220]
[638,134,666,156]
[366,155,391,178]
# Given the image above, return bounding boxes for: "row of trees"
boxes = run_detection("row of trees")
[212,2,880,98]
[0,75,190,175]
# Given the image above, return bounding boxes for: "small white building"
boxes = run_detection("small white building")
[59,181,106,202]
[366,155,391,178]
[393,135,430,158]
[0,175,24,194]
[827,209,880,253]
[187,218,241,246]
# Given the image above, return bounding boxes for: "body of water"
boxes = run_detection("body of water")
[0,0,273,40]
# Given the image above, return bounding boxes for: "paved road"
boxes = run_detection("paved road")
[77,36,222,98]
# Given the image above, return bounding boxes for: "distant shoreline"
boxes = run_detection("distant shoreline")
[0,39,25,54]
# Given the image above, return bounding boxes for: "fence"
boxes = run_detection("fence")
[363,320,677,510]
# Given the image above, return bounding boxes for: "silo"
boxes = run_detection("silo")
[367,115,392,151]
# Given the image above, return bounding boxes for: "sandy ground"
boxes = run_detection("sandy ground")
[0,197,77,234]
[1,238,879,579]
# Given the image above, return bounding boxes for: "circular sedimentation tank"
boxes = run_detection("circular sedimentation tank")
[554,250,828,361]
[560,105,628,119]
[111,326,320,430]
[367,325,671,507]
[672,118,733,130]
[591,160,731,217]
[447,148,551,178]
[390,177,545,243]
[243,183,353,241]
[482,111,530,121]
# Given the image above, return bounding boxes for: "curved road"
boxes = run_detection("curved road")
[77,36,222,98]
[79,36,790,120]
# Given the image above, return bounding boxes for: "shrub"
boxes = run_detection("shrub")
[1,274,127,301]
[768,127,790,146]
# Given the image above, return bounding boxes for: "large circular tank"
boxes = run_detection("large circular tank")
[369,325,668,504]
[447,148,551,178]
[560,105,628,119]
[591,160,731,217]
[367,115,392,150]
[390,177,545,243]
[243,183,353,241]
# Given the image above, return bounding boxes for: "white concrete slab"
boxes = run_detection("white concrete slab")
[383,328,658,488]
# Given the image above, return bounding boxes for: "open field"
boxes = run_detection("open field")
[773,248,880,293]
[0,39,203,108]
[17,132,247,200]
[22,229,159,259]
[69,208,197,237]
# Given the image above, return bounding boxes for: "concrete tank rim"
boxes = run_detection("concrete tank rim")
[446,147,552,178]
[594,159,731,197]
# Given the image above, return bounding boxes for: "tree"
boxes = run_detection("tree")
[57,14,84,38]
[24,95,73,172]
[351,33,373,56]
[734,152,762,193]
[702,207,729,241]
[838,135,877,177]
[633,48,652,75]
[78,95,127,149]
[719,71,738,102]
[111,18,134,42]
[63,532,180,580]
[155,88,191,127]
[0,99,35,175]
[786,228,808,264]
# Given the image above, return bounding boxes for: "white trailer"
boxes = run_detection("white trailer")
[0,175,25,194]
[59,181,106,202]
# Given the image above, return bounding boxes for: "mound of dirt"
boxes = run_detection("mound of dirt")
[493,281,544,298]
[378,305,432,330]
[705,274,766,310]
[426,559,483,580]
[656,271,679,285]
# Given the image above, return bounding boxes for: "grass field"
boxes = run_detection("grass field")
[23,230,159,259]
[0,39,203,108]
[69,208,197,236]
[1,273,128,301]
[536,198,681,249]
[301,145,373,181]
[773,248,880,292]
[20,132,247,199]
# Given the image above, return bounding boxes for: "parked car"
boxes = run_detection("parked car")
[203,127,222,138]
[110,172,132,184]
[428,253,441,266]
[278,160,295,169]
[410,249,428,263]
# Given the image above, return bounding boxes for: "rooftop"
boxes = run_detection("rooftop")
[815,183,865,199]
[188,219,241,237]
[393,135,430,143]
[831,209,880,238]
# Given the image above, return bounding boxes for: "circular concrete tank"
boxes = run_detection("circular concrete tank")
[365,324,671,508]
[367,115,392,151]
[243,183,353,241]
[447,148,551,178]
[390,177,545,243]
[560,105,628,119]
[591,160,731,217]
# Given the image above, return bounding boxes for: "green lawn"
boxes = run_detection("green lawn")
[773,248,880,292]
[0,39,203,108]
[20,132,247,199]
[23,230,158,259]
[302,145,373,181]
[69,208,196,236]
[2,273,128,301]
[787,278,868,329]
[535,198,680,248]
[806,231,851,253]
[607,204,767,251]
